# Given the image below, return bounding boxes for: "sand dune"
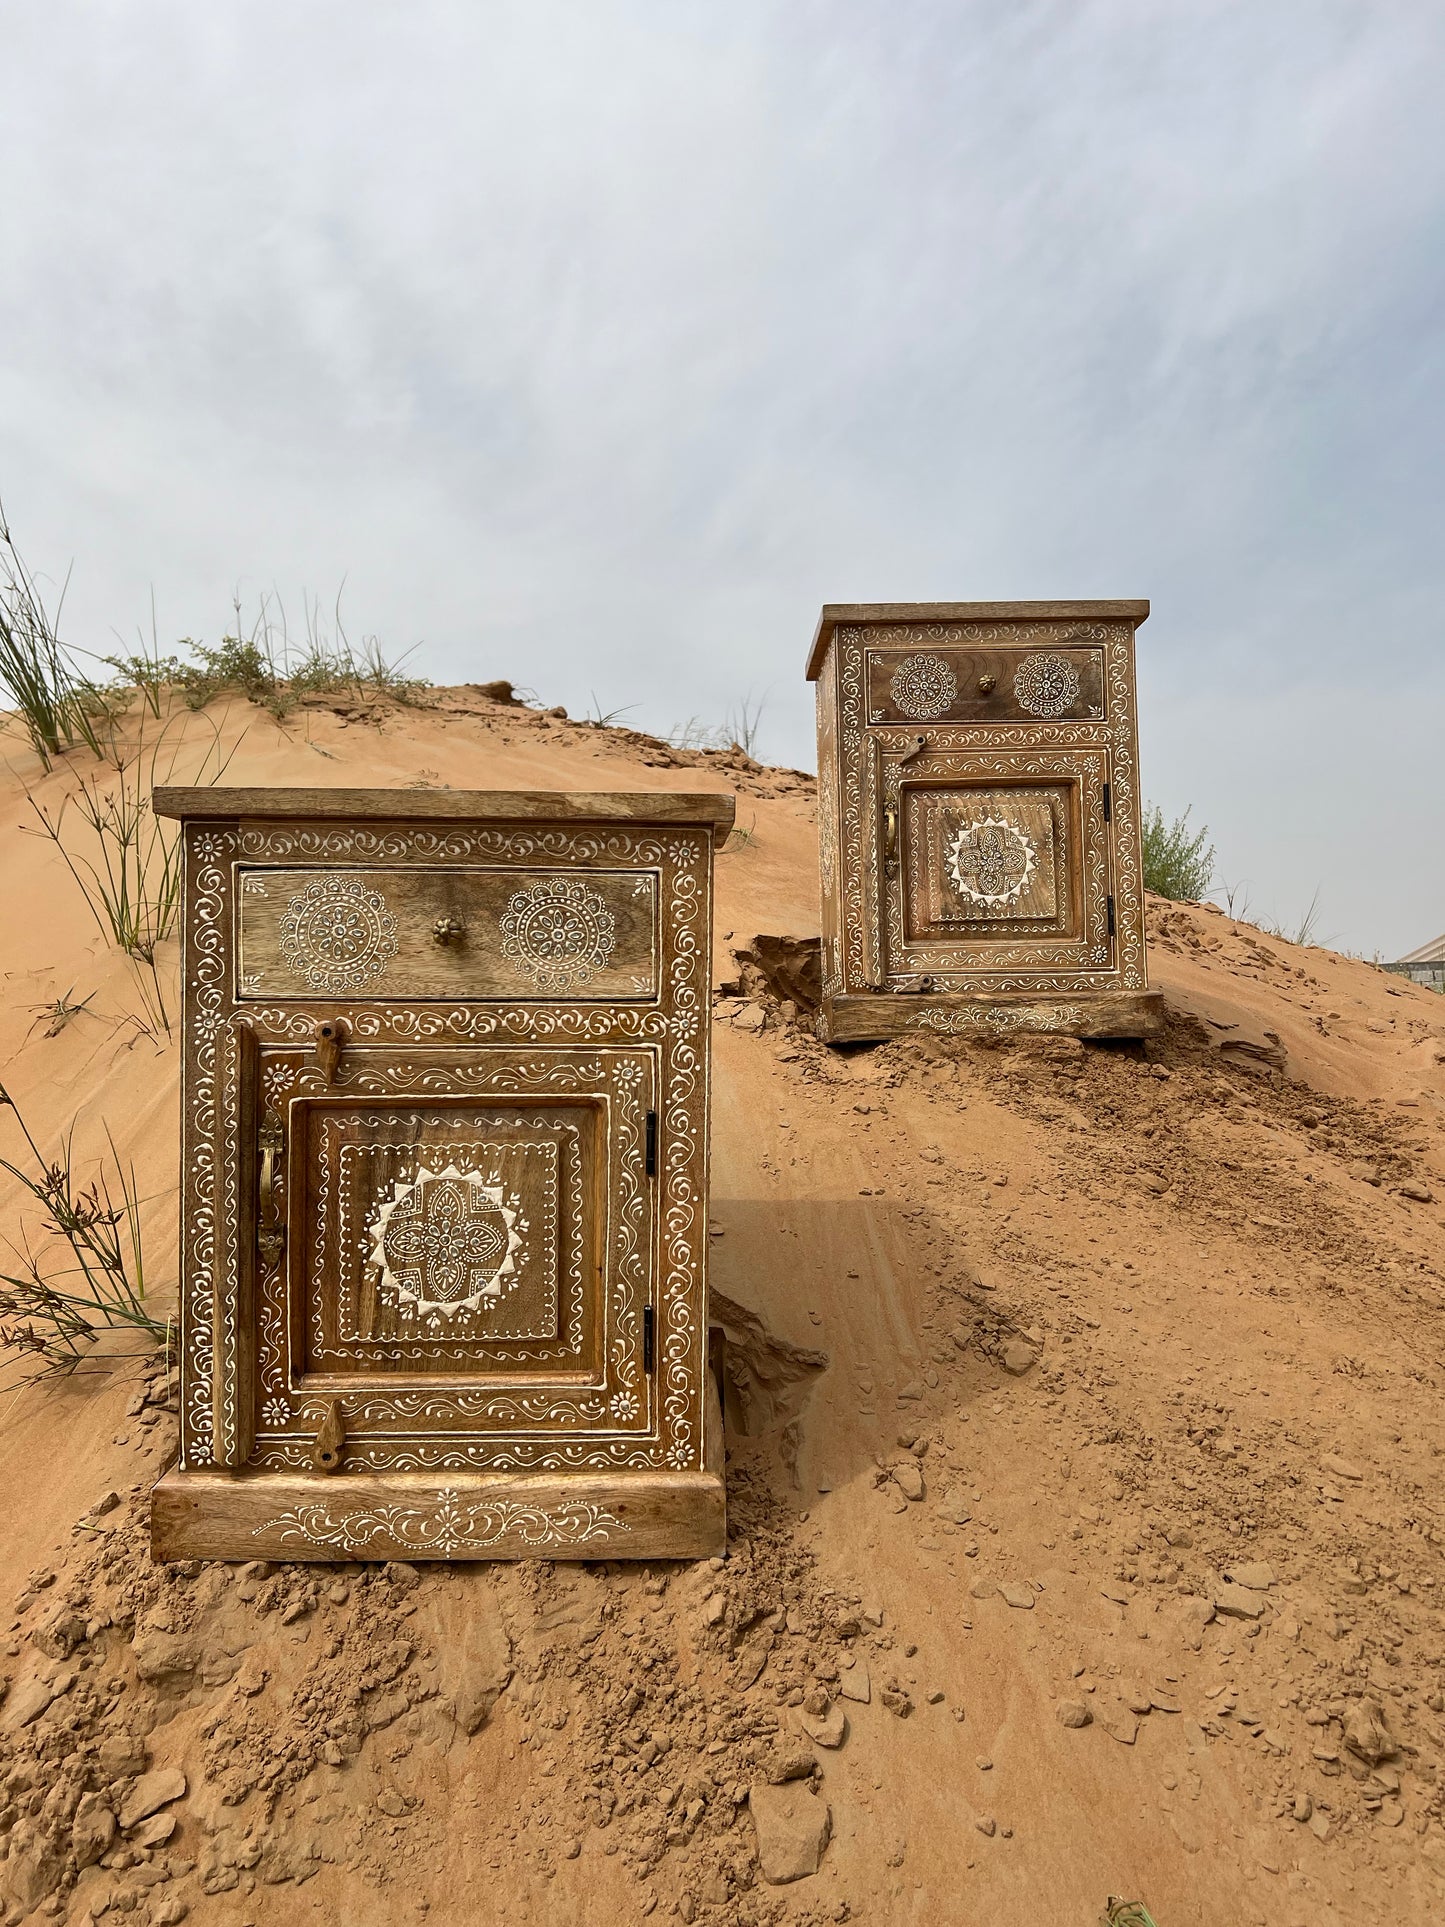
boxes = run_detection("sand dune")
[1,684,1443,1925]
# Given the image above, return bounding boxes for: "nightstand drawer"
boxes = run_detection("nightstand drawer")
[866,642,1105,724]
[237,865,659,1002]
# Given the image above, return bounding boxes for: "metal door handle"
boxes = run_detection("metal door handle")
[885,806,898,860]
[258,1111,284,1264]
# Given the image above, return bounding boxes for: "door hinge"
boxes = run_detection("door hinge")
[1103,781,1112,823]
[643,1306,655,1372]
[645,1110,657,1177]
[1107,893,1117,937]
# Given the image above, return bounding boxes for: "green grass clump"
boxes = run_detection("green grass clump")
[1141,803,1215,902]
[0,502,113,767]
[0,1088,168,1383]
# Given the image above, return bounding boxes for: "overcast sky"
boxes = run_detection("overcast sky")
[3,2,1442,955]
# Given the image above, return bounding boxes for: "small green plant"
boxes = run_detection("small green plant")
[23,708,239,1036]
[724,691,766,760]
[104,592,185,720]
[0,501,111,767]
[669,692,768,759]
[723,813,758,852]
[168,590,430,716]
[0,1088,168,1384]
[1258,887,1324,948]
[1141,803,1215,901]
[587,692,639,727]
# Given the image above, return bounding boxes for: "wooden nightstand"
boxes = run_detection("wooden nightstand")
[807,602,1163,1043]
[150,786,733,1562]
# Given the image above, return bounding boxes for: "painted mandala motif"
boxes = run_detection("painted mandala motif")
[499,877,618,992]
[278,873,399,993]
[889,653,957,719]
[1012,652,1080,717]
[947,816,1037,907]
[368,1165,524,1317]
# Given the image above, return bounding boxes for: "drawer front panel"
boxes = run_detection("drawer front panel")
[237,866,658,1001]
[866,644,1104,725]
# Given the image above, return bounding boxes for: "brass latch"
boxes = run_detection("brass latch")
[314,1018,346,1084]
[884,805,899,869]
[257,1111,285,1265]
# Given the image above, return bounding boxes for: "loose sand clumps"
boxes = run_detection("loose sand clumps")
[1,684,1443,1924]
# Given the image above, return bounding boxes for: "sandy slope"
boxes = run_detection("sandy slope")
[1,686,1443,1927]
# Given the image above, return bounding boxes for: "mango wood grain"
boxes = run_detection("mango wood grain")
[154,787,737,845]
[818,989,1165,1043]
[807,601,1150,680]
[152,1378,726,1563]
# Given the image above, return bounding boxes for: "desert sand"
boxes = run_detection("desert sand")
[1,683,1443,1926]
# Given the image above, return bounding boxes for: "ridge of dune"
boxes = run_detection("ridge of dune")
[1,684,1443,1926]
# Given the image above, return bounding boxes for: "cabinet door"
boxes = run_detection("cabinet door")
[214,1035,659,1473]
[875,742,1114,985]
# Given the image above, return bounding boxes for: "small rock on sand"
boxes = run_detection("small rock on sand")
[1342,1699,1397,1767]
[797,1702,848,1749]
[999,1583,1035,1611]
[749,1784,831,1883]
[1056,1700,1092,1729]
[892,1461,925,1502]
[1000,1340,1036,1376]
[1321,1453,1364,1482]
[1222,1561,1276,1591]
[119,1767,187,1831]
[1213,1583,1266,1620]
[838,1663,870,1704]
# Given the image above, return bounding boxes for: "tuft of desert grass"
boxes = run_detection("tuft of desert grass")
[0,1088,169,1386]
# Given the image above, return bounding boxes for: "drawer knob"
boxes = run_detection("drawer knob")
[977,673,997,695]
[432,915,466,946]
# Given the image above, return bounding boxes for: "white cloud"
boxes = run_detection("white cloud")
[3,1,1442,951]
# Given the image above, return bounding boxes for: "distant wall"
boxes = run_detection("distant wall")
[1384,960,1445,993]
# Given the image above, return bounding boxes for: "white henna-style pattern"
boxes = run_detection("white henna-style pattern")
[1013,652,1081,717]
[499,875,618,992]
[947,816,1037,907]
[910,1004,1086,1034]
[368,1166,524,1316]
[889,653,957,718]
[278,873,399,992]
[255,1488,630,1555]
